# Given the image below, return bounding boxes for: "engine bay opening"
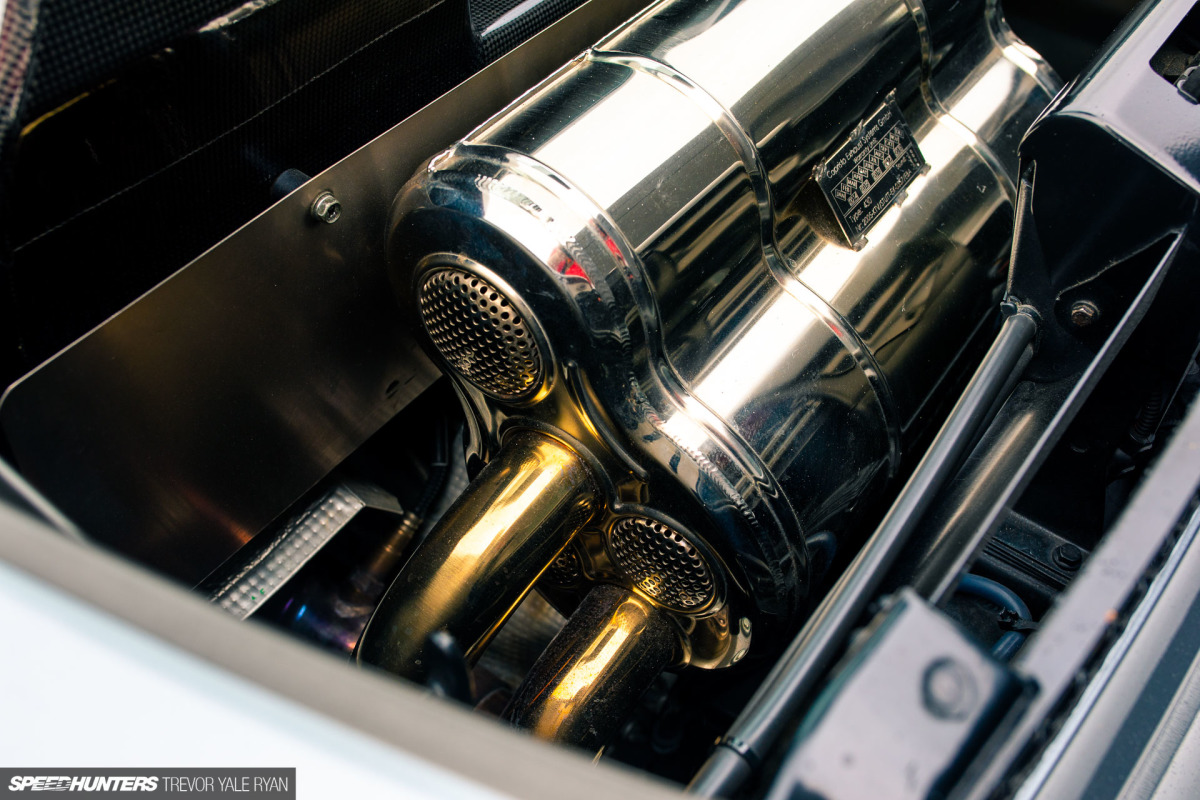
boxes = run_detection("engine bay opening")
[5,1,1200,799]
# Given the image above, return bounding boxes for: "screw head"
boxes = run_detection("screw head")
[922,657,978,721]
[739,617,752,635]
[731,648,747,664]
[310,191,341,224]
[1069,300,1100,328]
[1053,543,1084,571]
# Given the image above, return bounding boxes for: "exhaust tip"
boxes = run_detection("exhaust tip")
[418,267,545,401]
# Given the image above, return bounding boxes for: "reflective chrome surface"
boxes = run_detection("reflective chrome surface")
[355,430,596,681]
[504,584,683,751]
[0,0,653,586]
[388,0,1058,672]
[206,481,407,621]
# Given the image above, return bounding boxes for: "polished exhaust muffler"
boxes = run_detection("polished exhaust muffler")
[357,0,1057,748]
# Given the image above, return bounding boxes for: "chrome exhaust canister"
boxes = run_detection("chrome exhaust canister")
[360,0,1059,748]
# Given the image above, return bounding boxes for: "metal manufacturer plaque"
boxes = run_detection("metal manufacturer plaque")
[816,95,926,246]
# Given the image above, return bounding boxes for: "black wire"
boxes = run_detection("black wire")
[413,416,456,521]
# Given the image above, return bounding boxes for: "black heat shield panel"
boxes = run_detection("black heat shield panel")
[23,0,244,119]
[4,0,596,385]
[6,0,471,381]
[468,0,591,65]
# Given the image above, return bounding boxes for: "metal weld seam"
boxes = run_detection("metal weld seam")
[588,48,903,475]
[902,0,1018,205]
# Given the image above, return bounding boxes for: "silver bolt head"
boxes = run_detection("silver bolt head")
[922,657,978,720]
[1069,300,1099,328]
[739,617,752,635]
[311,191,341,224]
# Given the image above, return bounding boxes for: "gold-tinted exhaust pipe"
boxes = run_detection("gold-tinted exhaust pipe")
[356,429,596,681]
[504,584,684,751]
